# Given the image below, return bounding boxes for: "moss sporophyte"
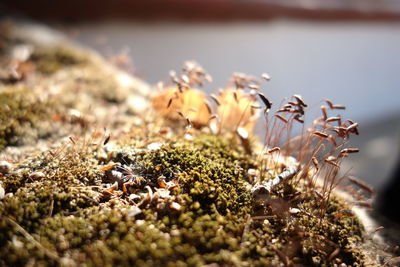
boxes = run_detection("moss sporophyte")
[0,43,371,266]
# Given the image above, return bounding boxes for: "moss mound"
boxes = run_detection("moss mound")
[30,46,87,75]
[0,87,56,150]
[0,22,370,266]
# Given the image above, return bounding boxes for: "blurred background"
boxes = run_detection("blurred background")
[2,0,400,192]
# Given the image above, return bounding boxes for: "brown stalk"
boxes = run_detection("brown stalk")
[347,176,375,195]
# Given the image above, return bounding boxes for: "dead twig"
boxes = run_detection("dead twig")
[251,165,299,195]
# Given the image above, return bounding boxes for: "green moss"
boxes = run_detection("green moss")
[138,135,254,214]
[0,33,369,265]
[0,134,366,266]
[0,87,55,150]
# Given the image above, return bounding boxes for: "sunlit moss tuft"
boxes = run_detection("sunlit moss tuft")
[0,87,55,150]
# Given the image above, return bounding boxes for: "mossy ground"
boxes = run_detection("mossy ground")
[0,86,57,150]
[0,36,84,150]
[0,133,365,266]
[0,21,368,267]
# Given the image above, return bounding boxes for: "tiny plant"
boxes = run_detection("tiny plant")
[149,62,367,265]
[152,61,360,203]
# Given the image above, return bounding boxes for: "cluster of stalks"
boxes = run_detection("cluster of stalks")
[261,94,360,214]
[152,62,360,205]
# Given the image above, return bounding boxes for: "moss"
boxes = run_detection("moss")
[30,46,87,75]
[0,33,370,265]
[138,135,254,214]
[0,133,366,266]
[0,87,55,150]
[295,196,364,266]
[0,145,103,225]
[29,46,126,104]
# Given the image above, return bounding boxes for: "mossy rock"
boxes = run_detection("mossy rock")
[0,19,386,267]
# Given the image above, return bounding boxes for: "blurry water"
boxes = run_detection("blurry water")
[64,19,400,189]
